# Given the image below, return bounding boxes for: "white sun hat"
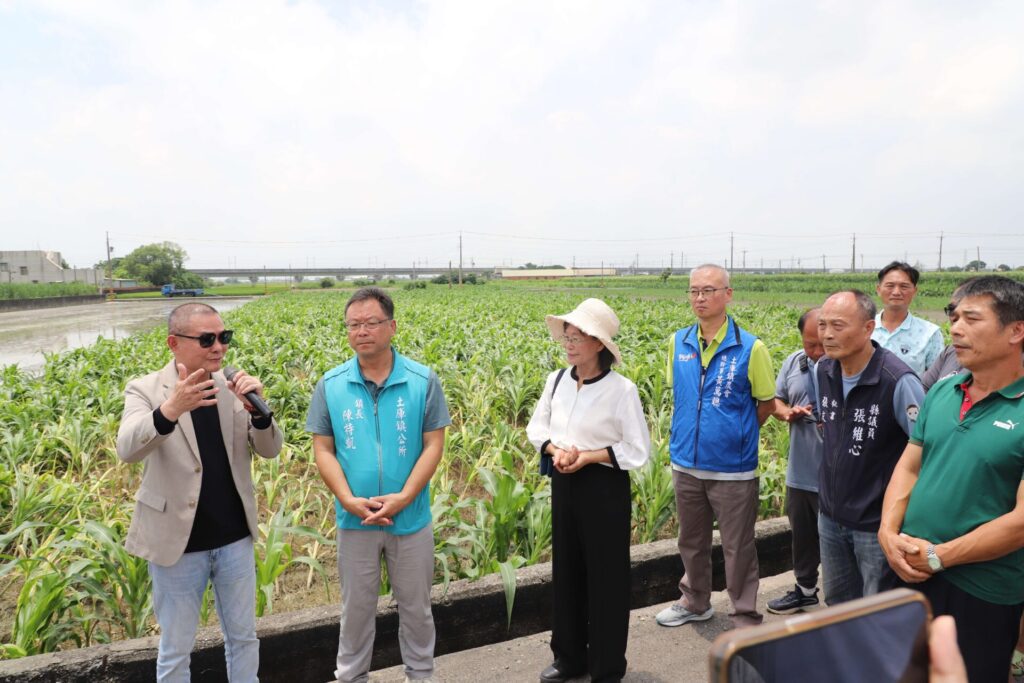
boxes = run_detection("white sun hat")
[545,298,622,366]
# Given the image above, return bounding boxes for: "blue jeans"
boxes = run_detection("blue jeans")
[149,535,259,682]
[818,513,896,606]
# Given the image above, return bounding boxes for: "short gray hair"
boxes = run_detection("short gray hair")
[827,289,876,322]
[690,263,731,287]
[168,303,219,334]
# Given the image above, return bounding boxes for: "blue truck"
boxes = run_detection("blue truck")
[161,284,204,297]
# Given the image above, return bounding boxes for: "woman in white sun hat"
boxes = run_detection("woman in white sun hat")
[526,298,651,683]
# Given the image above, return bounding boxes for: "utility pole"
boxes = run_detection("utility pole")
[937,231,944,271]
[977,246,981,269]
[822,254,826,273]
[104,231,112,294]
[458,232,463,285]
[742,249,747,270]
[729,232,735,272]
[263,265,268,295]
[670,251,674,272]
[635,252,639,275]
[448,260,453,289]
[851,233,856,273]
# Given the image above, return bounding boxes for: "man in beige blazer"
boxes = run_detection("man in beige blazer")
[117,302,282,682]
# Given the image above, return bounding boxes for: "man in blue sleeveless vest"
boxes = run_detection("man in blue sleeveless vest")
[816,290,923,606]
[655,264,776,630]
[306,287,450,683]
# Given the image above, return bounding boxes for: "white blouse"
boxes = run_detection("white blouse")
[526,368,651,471]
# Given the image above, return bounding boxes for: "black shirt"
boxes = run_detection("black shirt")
[154,404,259,552]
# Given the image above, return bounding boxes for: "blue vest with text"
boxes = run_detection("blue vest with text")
[323,350,429,535]
[670,318,761,472]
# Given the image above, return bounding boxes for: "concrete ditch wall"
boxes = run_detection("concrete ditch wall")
[0,518,791,682]
[0,295,105,312]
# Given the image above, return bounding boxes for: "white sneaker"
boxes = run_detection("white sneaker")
[655,602,714,627]
[405,677,435,683]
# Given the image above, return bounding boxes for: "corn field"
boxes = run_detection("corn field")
[0,287,801,658]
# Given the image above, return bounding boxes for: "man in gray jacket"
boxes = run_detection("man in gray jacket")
[117,302,282,682]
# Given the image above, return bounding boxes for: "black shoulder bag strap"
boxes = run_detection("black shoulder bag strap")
[798,353,821,423]
[539,368,568,477]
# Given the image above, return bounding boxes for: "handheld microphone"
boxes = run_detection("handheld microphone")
[223,366,273,419]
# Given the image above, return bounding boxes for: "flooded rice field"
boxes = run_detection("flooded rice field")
[0,298,252,374]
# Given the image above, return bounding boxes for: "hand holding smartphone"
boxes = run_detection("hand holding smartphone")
[709,589,931,683]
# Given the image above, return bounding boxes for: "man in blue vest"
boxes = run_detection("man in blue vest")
[306,287,450,683]
[656,264,776,630]
[816,290,923,606]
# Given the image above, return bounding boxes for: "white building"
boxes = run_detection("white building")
[0,250,102,285]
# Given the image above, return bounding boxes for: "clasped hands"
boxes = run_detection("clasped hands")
[550,444,591,474]
[878,528,935,583]
[342,492,409,527]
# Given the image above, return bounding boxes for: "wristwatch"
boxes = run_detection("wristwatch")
[926,544,944,572]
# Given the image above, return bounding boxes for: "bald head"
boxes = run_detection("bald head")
[690,263,730,288]
[819,291,876,367]
[824,290,875,323]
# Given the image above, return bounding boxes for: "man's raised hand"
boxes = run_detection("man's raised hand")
[161,363,218,422]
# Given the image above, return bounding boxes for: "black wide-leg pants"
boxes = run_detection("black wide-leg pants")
[550,463,632,683]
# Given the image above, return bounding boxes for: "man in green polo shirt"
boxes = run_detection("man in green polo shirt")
[879,275,1024,683]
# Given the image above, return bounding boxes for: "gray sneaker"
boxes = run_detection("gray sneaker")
[655,602,714,627]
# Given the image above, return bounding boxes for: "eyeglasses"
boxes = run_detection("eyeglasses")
[344,318,392,331]
[560,334,591,345]
[687,287,728,298]
[881,283,915,292]
[174,330,234,348]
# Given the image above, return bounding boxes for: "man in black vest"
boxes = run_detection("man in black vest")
[816,290,924,605]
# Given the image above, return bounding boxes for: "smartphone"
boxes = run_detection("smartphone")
[708,588,931,683]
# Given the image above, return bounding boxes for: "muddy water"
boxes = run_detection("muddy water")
[0,298,253,373]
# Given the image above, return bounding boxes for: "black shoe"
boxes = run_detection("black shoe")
[540,663,581,682]
[767,584,820,615]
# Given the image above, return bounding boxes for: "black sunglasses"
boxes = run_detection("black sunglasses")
[174,330,234,348]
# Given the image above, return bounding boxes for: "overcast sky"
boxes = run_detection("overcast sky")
[2,0,1022,272]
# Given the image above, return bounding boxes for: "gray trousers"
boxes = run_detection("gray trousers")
[335,525,435,683]
[673,471,762,627]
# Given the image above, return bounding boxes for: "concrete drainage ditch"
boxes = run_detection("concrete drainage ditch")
[0,518,791,682]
